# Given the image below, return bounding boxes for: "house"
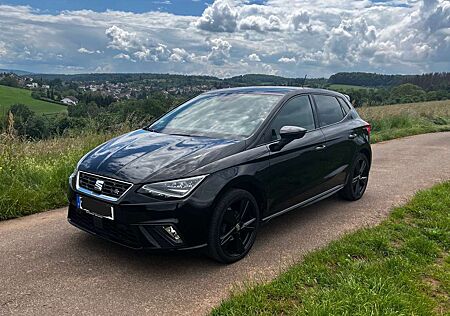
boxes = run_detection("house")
[26,82,39,89]
[61,96,79,106]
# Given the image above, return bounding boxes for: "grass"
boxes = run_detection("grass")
[358,100,450,143]
[0,132,118,220]
[0,85,67,115]
[212,182,450,315]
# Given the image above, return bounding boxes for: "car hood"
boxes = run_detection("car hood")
[78,129,244,183]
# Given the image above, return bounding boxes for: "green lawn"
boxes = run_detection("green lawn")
[329,84,375,91]
[213,182,450,315]
[0,85,67,115]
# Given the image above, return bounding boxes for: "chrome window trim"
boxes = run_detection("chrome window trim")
[76,171,134,202]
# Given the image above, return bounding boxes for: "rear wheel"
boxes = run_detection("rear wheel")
[208,189,260,264]
[340,153,369,201]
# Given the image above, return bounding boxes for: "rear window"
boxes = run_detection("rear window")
[313,95,344,127]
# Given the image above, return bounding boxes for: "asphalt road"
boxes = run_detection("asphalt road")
[1,132,450,316]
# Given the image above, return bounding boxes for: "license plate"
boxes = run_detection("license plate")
[76,195,114,220]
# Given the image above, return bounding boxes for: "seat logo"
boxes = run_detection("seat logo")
[94,180,104,192]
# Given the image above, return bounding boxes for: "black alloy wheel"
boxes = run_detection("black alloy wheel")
[208,189,260,263]
[340,153,370,201]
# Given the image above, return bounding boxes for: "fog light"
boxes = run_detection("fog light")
[163,225,181,242]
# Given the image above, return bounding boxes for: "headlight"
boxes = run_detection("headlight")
[137,175,207,198]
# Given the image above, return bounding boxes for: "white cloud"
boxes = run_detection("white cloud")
[196,0,238,32]
[248,53,261,61]
[278,56,296,63]
[169,48,194,63]
[240,15,283,33]
[105,25,138,51]
[207,38,232,65]
[133,43,172,62]
[113,53,135,62]
[291,11,310,30]
[78,47,101,54]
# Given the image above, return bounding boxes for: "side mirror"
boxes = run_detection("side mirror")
[279,126,307,140]
[270,126,307,152]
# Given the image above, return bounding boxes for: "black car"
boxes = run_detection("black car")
[68,86,371,263]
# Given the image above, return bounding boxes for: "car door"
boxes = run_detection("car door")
[263,94,327,218]
[312,94,357,190]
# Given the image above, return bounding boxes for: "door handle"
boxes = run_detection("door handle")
[315,144,326,150]
[348,133,357,139]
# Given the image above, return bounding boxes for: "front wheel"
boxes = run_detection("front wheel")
[340,153,370,201]
[207,189,260,264]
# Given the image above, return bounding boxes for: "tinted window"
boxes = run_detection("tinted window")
[337,97,351,115]
[150,93,283,139]
[314,95,344,126]
[269,95,315,140]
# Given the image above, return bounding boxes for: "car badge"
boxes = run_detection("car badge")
[94,180,104,192]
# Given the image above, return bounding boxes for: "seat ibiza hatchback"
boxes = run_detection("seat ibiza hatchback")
[68,86,371,263]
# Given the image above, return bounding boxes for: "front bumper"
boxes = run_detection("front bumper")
[67,187,212,251]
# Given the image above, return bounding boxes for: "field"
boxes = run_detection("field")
[0,131,118,220]
[0,85,67,115]
[0,99,449,220]
[213,181,450,315]
[328,84,374,91]
[357,100,450,142]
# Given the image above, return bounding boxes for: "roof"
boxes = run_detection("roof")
[63,96,79,102]
[203,86,344,97]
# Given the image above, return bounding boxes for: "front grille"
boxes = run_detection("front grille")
[78,171,132,199]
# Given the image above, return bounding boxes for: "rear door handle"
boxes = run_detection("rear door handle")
[315,144,326,150]
[348,133,357,139]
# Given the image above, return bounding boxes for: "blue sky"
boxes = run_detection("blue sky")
[0,0,267,15]
[0,0,215,15]
[0,0,448,77]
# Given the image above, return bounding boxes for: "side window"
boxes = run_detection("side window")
[269,95,315,140]
[314,95,345,127]
[337,97,351,115]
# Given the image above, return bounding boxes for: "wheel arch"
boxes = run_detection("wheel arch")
[359,147,372,167]
[213,175,268,217]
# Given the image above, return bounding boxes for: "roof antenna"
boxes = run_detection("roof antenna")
[301,74,307,87]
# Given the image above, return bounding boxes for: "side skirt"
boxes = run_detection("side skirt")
[262,184,345,223]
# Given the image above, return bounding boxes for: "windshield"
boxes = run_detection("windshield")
[149,93,283,139]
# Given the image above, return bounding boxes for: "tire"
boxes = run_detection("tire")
[207,189,260,264]
[340,153,370,201]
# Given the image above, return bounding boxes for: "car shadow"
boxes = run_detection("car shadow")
[69,193,356,274]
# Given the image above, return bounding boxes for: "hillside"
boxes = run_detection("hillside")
[0,85,67,115]
[329,72,450,89]
[328,84,374,91]
[0,68,33,76]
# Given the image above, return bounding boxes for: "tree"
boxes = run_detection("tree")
[389,84,425,103]
[6,104,50,139]
[0,75,19,87]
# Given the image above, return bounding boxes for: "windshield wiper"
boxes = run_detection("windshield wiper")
[143,127,160,133]
[170,133,193,137]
